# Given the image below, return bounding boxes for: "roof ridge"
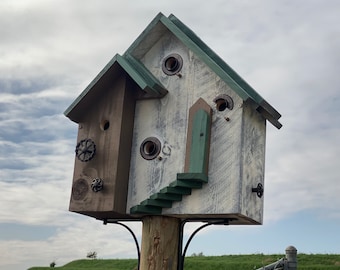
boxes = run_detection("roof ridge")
[167,14,282,128]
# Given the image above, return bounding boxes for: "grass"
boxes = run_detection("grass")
[28,254,340,270]
[28,259,138,270]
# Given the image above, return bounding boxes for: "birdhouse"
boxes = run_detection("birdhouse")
[65,13,281,225]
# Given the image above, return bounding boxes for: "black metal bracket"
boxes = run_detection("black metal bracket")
[103,219,141,270]
[102,217,232,270]
[177,218,230,270]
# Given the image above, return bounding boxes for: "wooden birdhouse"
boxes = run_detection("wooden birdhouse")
[65,13,281,225]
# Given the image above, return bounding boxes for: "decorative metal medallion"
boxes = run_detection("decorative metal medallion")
[91,178,104,192]
[75,138,96,162]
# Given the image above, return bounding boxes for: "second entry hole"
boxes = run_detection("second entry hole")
[100,120,110,131]
[215,99,228,111]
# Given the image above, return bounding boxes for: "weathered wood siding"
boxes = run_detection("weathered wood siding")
[127,30,266,224]
[69,73,136,219]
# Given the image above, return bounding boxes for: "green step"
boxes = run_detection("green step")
[170,180,203,189]
[150,192,183,201]
[160,186,191,195]
[130,205,161,214]
[141,199,172,208]
[177,172,208,183]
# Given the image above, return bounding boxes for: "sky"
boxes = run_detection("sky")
[1,0,340,269]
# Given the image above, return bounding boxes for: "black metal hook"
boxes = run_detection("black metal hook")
[252,183,264,198]
[178,218,230,270]
[103,219,141,270]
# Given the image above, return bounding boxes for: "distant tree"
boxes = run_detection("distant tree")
[86,251,97,259]
[191,252,204,257]
[49,261,56,268]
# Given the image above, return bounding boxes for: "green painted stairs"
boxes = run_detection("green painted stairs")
[130,100,212,215]
[130,173,208,214]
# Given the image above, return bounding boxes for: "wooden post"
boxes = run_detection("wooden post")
[285,246,297,270]
[140,216,181,270]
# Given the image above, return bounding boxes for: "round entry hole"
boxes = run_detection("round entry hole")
[143,141,157,155]
[213,94,234,111]
[165,57,179,72]
[215,99,228,111]
[100,120,110,131]
[162,54,183,75]
[140,137,161,160]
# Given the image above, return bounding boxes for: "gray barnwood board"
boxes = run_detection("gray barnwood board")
[126,31,265,224]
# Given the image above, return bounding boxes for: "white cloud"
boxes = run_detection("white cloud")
[264,126,340,222]
[1,178,71,225]
[0,218,141,269]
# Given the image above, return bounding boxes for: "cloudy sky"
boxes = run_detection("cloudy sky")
[1,0,340,269]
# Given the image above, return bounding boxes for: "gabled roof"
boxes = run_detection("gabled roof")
[64,54,167,122]
[125,13,282,129]
[65,13,281,128]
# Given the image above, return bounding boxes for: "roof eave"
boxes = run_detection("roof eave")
[166,14,282,128]
[64,53,167,122]
[125,13,281,128]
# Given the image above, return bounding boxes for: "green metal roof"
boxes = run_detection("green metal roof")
[125,13,282,129]
[65,13,281,128]
[64,54,167,122]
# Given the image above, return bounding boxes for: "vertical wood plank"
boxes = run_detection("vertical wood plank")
[140,216,180,270]
[184,98,212,174]
[188,109,211,173]
[70,71,138,219]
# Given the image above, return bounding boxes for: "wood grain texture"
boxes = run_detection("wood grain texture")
[140,216,180,270]
[184,98,212,174]
[69,72,137,219]
[126,31,266,224]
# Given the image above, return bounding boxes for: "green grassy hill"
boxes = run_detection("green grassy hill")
[28,254,340,270]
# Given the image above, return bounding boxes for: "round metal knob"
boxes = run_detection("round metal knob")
[91,178,104,192]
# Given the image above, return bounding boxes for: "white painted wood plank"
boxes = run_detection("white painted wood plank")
[126,31,266,224]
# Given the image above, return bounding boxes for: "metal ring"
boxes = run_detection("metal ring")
[213,94,234,111]
[162,53,183,76]
[140,137,161,160]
